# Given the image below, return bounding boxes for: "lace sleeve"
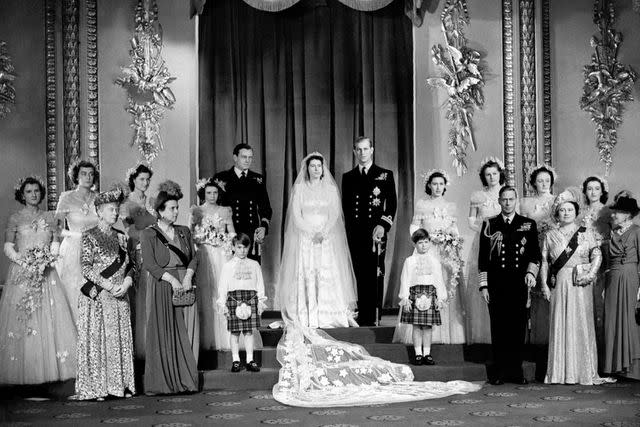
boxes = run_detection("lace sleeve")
[469,191,485,208]
[81,231,112,291]
[43,211,60,242]
[321,186,340,236]
[4,213,19,244]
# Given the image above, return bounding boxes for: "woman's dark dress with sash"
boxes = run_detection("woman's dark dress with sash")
[141,225,199,394]
[604,224,640,379]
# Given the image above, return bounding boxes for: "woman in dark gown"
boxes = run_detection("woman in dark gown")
[603,194,640,380]
[141,180,199,394]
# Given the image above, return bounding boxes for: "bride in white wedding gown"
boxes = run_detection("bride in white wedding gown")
[273,153,481,407]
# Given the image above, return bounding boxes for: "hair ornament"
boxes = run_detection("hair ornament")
[477,156,505,173]
[421,168,451,185]
[14,175,46,192]
[526,164,558,184]
[67,158,98,181]
[125,161,153,181]
[195,177,212,191]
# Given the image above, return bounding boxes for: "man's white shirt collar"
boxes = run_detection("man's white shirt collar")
[502,212,516,223]
[359,160,373,174]
[234,167,247,178]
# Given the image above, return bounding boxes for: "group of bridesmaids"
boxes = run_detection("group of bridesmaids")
[410,156,640,384]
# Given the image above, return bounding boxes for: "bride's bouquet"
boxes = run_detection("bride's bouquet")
[15,245,58,324]
[430,228,464,294]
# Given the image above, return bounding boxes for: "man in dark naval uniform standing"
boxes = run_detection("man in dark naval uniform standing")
[212,143,272,263]
[342,136,397,326]
[479,185,540,385]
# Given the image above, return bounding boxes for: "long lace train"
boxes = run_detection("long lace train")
[272,323,481,407]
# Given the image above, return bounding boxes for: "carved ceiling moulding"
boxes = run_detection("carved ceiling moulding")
[116,0,177,163]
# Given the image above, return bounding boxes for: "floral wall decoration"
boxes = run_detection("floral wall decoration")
[0,41,16,119]
[115,0,176,163]
[580,0,637,175]
[427,0,485,176]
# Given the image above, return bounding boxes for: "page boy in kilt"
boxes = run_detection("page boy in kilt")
[217,234,267,372]
[398,229,447,366]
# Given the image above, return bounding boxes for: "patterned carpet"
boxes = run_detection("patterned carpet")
[1,381,640,426]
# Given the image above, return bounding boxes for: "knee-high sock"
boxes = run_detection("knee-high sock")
[244,332,254,362]
[413,327,424,356]
[230,334,240,362]
[422,327,433,355]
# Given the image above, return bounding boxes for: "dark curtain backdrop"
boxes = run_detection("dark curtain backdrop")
[198,0,413,308]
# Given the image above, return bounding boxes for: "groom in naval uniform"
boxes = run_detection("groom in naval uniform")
[342,136,397,326]
[212,143,272,263]
[479,185,540,385]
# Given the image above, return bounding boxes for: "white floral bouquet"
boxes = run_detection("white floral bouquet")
[430,228,464,294]
[15,245,58,324]
[193,215,232,252]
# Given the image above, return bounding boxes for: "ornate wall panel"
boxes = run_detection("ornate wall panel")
[541,0,552,166]
[86,0,99,175]
[519,0,537,195]
[45,0,58,211]
[63,0,80,190]
[502,0,516,187]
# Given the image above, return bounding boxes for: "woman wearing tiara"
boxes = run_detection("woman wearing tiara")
[55,160,100,324]
[519,165,557,345]
[276,152,358,328]
[580,176,610,356]
[120,162,156,360]
[272,153,481,407]
[0,176,76,385]
[463,157,505,344]
[394,169,465,344]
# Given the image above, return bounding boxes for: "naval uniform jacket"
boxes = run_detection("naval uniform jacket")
[478,213,541,292]
[342,164,397,237]
[212,167,273,238]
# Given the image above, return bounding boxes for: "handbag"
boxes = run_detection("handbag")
[172,288,196,307]
[572,263,593,286]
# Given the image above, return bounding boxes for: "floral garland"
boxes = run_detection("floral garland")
[115,0,176,163]
[0,41,16,119]
[14,246,58,327]
[427,0,485,176]
[579,0,637,175]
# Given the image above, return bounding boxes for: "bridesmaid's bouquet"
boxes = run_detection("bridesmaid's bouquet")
[430,228,464,294]
[193,215,232,250]
[15,245,58,324]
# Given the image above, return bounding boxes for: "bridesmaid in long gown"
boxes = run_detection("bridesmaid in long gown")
[55,160,99,324]
[519,165,556,345]
[603,194,640,380]
[579,176,610,362]
[190,178,236,351]
[464,157,504,344]
[121,163,156,360]
[406,169,465,344]
[141,180,199,394]
[540,197,611,385]
[74,188,135,400]
[0,176,76,384]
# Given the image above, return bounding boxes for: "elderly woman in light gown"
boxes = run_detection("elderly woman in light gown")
[540,190,613,385]
[272,153,481,408]
[394,169,465,345]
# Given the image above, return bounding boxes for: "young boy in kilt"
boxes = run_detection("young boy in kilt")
[217,233,267,372]
[398,229,447,365]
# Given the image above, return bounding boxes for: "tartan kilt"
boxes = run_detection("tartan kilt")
[400,285,441,326]
[226,289,260,333]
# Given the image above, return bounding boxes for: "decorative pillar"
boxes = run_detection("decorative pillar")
[86,0,99,177]
[45,0,58,210]
[501,0,516,187]
[62,0,80,190]
[519,0,537,196]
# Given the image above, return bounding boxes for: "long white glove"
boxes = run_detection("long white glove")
[468,216,481,232]
[4,242,22,264]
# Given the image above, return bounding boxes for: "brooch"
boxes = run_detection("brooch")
[521,237,527,245]
[376,173,388,181]
[372,187,381,196]
[214,178,226,191]
[256,177,263,184]
[372,186,381,206]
